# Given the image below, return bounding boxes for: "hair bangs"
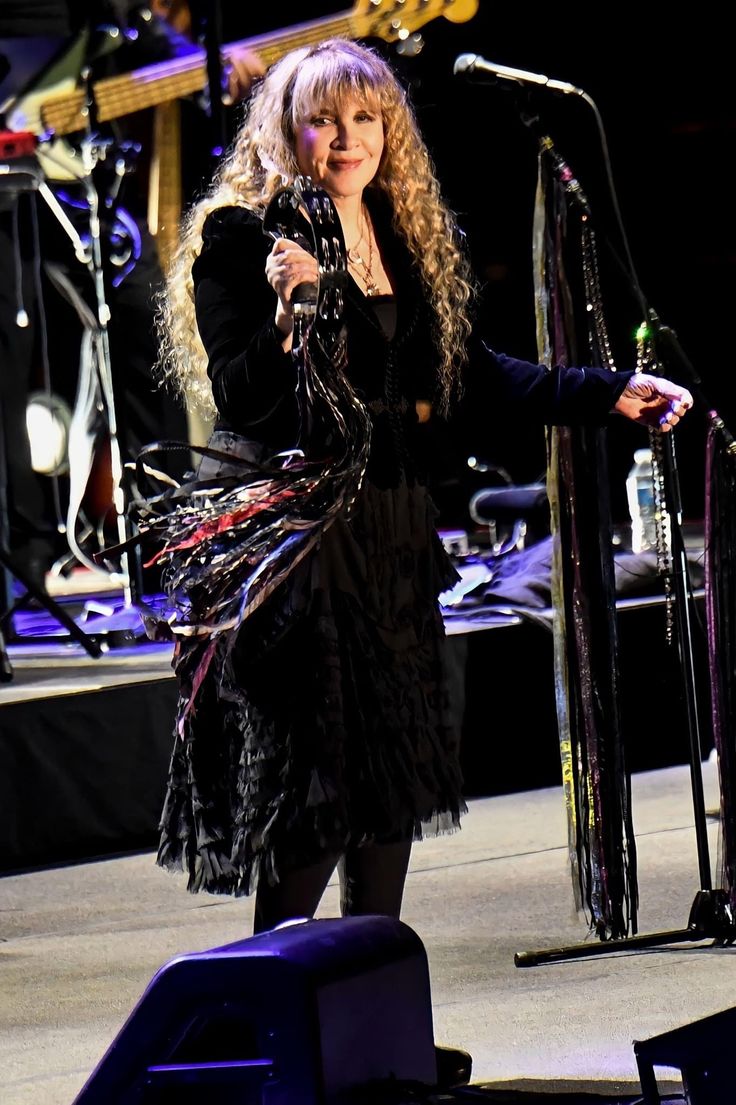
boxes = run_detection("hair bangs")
[289,47,386,125]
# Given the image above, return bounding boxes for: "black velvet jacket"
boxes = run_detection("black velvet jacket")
[192,195,633,488]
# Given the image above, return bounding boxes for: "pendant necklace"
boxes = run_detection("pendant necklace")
[347,207,380,296]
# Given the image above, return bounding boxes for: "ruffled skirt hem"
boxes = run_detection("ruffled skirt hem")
[157,476,465,897]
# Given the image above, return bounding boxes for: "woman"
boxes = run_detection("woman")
[155,39,691,933]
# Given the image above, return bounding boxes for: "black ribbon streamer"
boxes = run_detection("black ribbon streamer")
[118,181,371,717]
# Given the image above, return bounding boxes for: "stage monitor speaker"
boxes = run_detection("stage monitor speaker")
[634,1003,736,1104]
[72,914,437,1105]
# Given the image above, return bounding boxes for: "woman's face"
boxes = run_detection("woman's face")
[293,94,384,202]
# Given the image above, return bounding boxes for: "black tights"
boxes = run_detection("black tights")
[253,839,413,935]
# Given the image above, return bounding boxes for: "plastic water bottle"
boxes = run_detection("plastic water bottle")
[626,447,657,553]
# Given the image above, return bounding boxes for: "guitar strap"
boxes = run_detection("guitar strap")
[42,258,110,575]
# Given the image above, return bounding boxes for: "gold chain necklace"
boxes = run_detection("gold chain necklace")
[346,206,380,296]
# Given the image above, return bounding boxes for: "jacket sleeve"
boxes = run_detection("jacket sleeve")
[192,206,297,429]
[479,342,634,426]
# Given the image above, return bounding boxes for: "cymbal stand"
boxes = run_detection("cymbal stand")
[32,63,135,608]
[0,159,103,669]
[1,73,143,663]
[72,117,133,606]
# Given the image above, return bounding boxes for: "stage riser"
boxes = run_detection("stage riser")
[452,598,711,797]
[0,680,178,872]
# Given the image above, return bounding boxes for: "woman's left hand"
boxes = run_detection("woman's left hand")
[614,373,693,431]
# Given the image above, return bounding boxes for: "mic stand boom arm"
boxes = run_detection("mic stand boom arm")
[203,2,227,159]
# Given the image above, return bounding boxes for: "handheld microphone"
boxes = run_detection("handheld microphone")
[292,280,319,310]
[453,53,584,97]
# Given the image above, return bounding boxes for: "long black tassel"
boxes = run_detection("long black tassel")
[536,164,638,939]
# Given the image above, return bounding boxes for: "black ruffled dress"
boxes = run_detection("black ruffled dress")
[157,197,465,894]
[156,196,632,895]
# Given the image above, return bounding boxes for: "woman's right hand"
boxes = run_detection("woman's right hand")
[265,238,320,344]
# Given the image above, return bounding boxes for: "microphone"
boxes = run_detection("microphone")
[292,280,319,309]
[453,53,584,97]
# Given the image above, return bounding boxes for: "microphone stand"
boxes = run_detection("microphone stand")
[511,111,736,967]
[202,2,227,160]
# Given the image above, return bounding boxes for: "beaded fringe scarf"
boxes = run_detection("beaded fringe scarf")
[533,158,638,940]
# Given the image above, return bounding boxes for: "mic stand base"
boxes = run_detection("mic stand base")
[0,547,103,664]
[515,889,736,967]
[0,623,13,682]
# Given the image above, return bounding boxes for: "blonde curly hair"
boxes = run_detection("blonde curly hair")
[157,38,476,417]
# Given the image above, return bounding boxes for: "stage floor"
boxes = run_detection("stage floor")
[1,759,730,1104]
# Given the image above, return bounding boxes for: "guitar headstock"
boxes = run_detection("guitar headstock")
[350,0,479,43]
